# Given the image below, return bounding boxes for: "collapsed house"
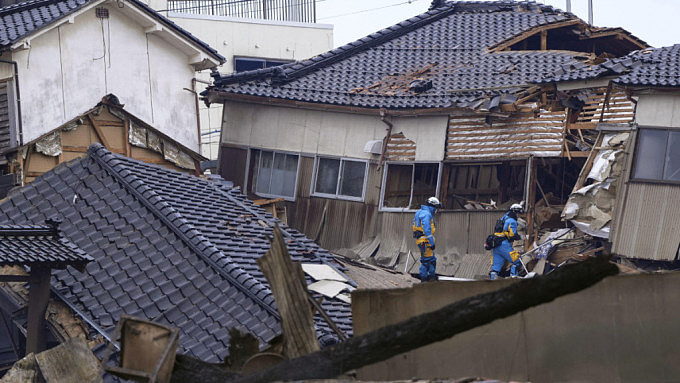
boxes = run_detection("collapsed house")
[203,0,646,277]
[0,0,226,196]
[0,144,354,373]
[542,43,680,264]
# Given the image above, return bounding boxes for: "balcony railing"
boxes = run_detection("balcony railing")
[167,0,317,23]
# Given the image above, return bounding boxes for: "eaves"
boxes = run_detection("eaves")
[204,90,480,118]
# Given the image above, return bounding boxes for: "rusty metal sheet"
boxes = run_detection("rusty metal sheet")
[35,132,61,157]
[147,130,161,152]
[446,111,565,159]
[129,121,147,148]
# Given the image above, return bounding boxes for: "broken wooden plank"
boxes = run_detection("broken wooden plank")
[234,256,618,383]
[34,337,103,383]
[257,226,320,358]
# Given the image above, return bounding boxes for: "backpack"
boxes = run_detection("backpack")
[484,234,504,250]
[493,215,507,233]
[484,215,507,250]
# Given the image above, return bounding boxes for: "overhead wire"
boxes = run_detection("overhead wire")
[318,0,422,21]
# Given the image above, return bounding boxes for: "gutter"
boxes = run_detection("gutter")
[0,59,22,146]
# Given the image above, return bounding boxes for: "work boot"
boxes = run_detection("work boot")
[489,271,499,280]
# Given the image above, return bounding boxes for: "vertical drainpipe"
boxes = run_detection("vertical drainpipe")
[0,59,22,147]
[588,0,593,25]
[377,109,393,171]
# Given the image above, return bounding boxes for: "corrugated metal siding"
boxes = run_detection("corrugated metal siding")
[612,182,680,261]
[375,210,499,276]
[446,111,565,159]
[285,158,380,251]
[0,82,10,151]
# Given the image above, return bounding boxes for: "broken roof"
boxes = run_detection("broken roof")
[205,1,645,111]
[0,221,92,270]
[0,144,352,362]
[545,44,680,88]
[0,0,225,64]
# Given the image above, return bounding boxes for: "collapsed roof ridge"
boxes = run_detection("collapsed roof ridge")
[85,143,281,320]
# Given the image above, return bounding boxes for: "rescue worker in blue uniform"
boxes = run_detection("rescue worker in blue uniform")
[490,203,524,280]
[413,197,441,282]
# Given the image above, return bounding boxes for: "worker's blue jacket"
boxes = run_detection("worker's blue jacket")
[412,205,436,248]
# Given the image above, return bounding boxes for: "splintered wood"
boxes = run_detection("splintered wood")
[257,226,320,358]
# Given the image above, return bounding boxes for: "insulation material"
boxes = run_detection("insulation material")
[446,110,565,159]
[147,130,161,152]
[301,263,348,282]
[35,132,62,157]
[563,132,630,238]
[129,120,147,148]
[307,280,353,299]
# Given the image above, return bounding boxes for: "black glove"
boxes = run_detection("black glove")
[511,234,522,241]
[430,244,435,251]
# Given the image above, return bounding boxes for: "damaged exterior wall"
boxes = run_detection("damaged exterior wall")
[353,273,680,382]
[0,5,211,153]
[17,105,200,185]
[611,93,680,261]
[220,101,446,161]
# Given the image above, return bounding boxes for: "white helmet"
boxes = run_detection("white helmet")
[427,196,441,208]
[510,202,524,213]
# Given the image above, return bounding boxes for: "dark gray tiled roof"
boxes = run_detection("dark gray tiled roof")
[0,0,225,62]
[0,224,92,269]
[544,45,680,88]
[0,144,352,362]
[208,1,588,110]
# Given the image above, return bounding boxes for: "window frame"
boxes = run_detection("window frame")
[310,156,369,202]
[631,125,680,185]
[379,161,441,212]
[247,148,301,201]
[233,56,293,73]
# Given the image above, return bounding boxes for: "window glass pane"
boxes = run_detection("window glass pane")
[411,164,438,209]
[664,131,680,181]
[315,158,340,194]
[339,160,366,197]
[633,129,667,180]
[255,151,273,194]
[383,164,413,208]
[234,58,265,72]
[269,153,298,197]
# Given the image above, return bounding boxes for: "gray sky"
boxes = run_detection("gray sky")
[316,0,679,49]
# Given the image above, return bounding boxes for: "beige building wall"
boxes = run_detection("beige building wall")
[353,272,680,382]
[222,101,448,161]
[144,0,334,160]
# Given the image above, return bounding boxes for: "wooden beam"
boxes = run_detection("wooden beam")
[124,119,131,157]
[487,19,581,52]
[540,30,547,50]
[0,274,30,282]
[257,226,320,359]
[86,115,111,150]
[26,267,51,354]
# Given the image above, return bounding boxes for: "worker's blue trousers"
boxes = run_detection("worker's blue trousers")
[491,240,520,277]
[419,254,437,281]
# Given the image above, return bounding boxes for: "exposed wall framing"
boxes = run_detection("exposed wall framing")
[14,98,203,185]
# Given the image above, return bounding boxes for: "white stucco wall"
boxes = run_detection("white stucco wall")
[8,5,202,150]
[164,12,333,160]
[635,93,680,127]
[222,102,448,161]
